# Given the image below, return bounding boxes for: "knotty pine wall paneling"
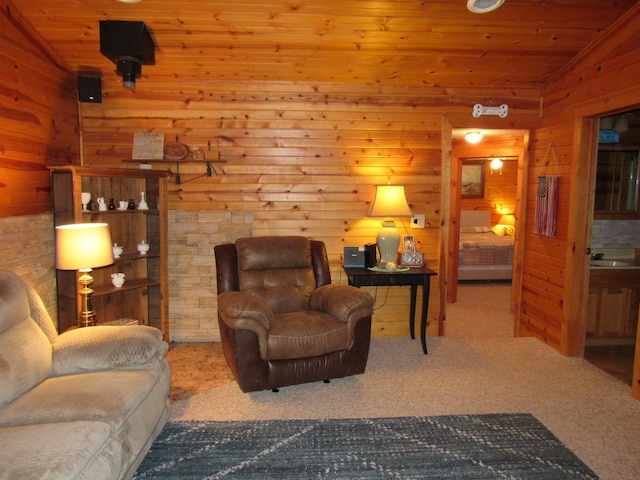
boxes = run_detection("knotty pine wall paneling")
[527,4,640,355]
[0,1,78,315]
[0,1,79,218]
[80,78,540,340]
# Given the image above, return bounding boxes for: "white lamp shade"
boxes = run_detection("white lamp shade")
[368,185,412,218]
[55,223,114,270]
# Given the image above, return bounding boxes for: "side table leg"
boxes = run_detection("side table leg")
[421,278,431,354]
[410,285,417,339]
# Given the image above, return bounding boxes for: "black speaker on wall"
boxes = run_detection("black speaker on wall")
[78,75,102,103]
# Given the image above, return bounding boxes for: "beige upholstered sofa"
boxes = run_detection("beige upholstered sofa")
[0,270,171,480]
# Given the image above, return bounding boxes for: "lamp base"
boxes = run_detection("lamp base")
[501,226,514,237]
[78,270,97,327]
[376,219,400,268]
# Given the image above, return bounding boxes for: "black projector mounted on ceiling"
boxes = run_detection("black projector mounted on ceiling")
[99,20,155,89]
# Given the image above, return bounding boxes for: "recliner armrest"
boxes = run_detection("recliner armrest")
[217,291,274,333]
[52,325,168,376]
[310,284,374,325]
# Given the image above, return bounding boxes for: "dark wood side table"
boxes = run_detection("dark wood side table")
[343,266,437,354]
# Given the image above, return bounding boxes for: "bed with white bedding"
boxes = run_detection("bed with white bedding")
[458,210,514,281]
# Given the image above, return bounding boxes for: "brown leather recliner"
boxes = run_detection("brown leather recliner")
[214,236,374,392]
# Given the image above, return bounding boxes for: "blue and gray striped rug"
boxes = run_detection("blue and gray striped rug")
[134,413,597,479]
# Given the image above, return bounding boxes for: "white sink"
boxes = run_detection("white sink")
[590,260,631,267]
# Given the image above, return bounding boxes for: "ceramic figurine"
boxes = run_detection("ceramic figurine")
[138,192,149,210]
[81,192,91,212]
[97,197,107,211]
[112,243,123,258]
[111,272,125,288]
[137,240,150,255]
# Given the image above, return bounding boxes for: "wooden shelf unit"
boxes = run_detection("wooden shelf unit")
[50,166,169,339]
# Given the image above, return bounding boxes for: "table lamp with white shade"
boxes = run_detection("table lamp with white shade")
[368,184,412,268]
[55,223,114,327]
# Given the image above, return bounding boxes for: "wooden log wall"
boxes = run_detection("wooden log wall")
[0,2,78,217]
[524,4,640,354]
[79,79,540,338]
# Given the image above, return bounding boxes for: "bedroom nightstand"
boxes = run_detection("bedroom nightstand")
[343,266,437,354]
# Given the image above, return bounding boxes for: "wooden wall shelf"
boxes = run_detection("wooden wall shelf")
[122,153,227,184]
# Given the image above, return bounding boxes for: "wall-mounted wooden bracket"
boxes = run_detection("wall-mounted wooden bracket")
[123,151,227,185]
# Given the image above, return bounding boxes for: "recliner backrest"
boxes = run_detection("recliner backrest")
[236,236,316,313]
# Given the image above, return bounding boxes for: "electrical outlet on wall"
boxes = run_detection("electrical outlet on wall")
[410,214,425,229]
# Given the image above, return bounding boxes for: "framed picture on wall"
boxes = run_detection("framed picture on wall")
[461,161,485,198]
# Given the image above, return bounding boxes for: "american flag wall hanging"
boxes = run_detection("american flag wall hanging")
[534,175,559,238]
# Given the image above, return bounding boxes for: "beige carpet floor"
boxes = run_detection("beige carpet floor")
[168,282,640,480]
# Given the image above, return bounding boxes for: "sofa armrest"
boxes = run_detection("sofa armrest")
[52,325,168,376]
[310,284,374,325]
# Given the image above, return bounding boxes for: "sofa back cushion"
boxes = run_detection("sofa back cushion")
[236,236,317,314]
[0,271,52,407]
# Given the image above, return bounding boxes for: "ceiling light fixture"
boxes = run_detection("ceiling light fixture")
[464,131,483,143]
[467,0,505,14]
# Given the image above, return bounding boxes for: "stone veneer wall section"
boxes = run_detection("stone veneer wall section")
[0,214,57,325]
[168,210,253,341]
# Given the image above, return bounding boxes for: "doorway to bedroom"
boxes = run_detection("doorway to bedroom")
[446,129,528,333]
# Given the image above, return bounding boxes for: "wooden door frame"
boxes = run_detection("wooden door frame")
[443,127,528,318]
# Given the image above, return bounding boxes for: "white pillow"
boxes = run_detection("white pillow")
[460,226,491,233]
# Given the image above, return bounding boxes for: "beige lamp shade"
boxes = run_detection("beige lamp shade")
[499,214,516,226]
[55,223,114,270]
[368,185,412,218]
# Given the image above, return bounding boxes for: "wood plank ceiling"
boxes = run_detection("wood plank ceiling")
[11,0,638,90]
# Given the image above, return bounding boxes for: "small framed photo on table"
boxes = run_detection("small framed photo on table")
[401,236,423,267]
[403,235,415,252]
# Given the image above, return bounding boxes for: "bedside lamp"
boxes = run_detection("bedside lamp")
[369,185,412,268]
[55,223,114,327]
[498,214,516,236]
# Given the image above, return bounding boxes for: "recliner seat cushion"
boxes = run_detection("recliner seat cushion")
[266,311,348,360]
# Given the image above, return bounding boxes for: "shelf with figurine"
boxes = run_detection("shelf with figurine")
[49,166,168,338]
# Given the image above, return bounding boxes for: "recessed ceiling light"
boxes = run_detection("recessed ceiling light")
[467,0,505,14]
[118,0,141,4]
